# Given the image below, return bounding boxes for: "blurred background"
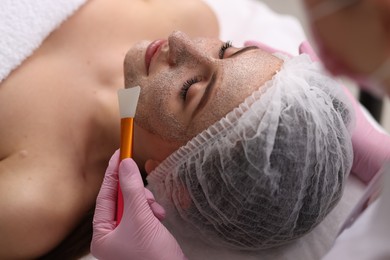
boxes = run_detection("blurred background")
[260,0,390,133]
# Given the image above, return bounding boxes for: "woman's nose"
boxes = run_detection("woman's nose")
[167,31,213,67]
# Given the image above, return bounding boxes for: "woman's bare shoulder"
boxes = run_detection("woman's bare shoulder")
[0,153,86,259]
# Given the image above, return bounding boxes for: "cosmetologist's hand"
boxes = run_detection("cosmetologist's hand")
[91,150,186,260]
[298,41,390,184]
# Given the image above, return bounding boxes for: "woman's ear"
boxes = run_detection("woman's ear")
[144,159,161,175]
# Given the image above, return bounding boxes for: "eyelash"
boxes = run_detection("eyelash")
[219,41,232,59]
[180,76,202,100]
[180,41,232,100]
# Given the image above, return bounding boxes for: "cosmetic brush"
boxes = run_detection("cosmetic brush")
[116,86,141,225]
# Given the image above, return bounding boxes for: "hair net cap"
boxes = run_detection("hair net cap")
[147,54,354,250]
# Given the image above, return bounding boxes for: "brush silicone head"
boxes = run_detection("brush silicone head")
[118,86,141,118]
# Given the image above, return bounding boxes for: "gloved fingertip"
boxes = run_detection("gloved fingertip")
[299,40,309,48]
[299,41,309,53]
[151,202,166,221]
[118,158,144,193]
[299,41,321,62]
[119,158,139,174]
[108,149,120,167]
[144,188,166,220]
[104,150,120,179]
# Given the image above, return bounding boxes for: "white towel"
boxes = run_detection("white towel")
[0,0,87,82]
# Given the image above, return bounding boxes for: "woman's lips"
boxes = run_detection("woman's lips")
[145,39,166,75]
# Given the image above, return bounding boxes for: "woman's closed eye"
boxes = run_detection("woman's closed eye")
[180,76,203,101]
[219,41,232,59]
[180,41,233,101]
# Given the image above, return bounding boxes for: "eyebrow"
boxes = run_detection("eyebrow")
[229,46,259,58]
[192,46,259,118]
[193,72,217,118]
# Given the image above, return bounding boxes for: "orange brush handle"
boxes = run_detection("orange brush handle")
[116,117,134,225]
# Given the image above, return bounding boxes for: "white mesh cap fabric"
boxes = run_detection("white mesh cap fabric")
[147,54,354,250]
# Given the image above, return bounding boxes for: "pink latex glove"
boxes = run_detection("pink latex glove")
[91,150,186,260]
[244,40,390,183]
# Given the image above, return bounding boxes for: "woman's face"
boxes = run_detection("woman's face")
[124,31,282,168]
